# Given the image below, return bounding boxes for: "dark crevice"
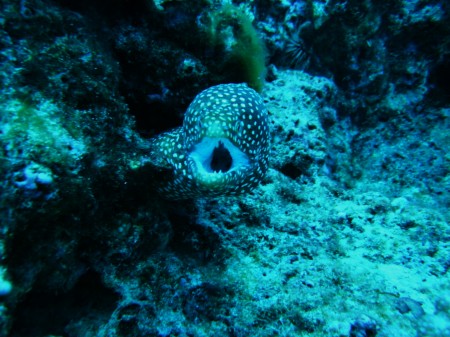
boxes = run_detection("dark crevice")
[10,271,119,337]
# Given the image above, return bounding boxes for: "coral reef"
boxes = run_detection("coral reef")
[0,0,448,336]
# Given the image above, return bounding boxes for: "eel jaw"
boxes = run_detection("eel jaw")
[187,137,250,188]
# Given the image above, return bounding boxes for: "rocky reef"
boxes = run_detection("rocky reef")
[0,0,449,336]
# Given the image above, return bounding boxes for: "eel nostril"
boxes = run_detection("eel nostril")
[210,141,232,173]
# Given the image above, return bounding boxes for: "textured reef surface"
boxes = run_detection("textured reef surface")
[0,1,449,336]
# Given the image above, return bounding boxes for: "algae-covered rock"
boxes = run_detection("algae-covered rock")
[0,0,448,336]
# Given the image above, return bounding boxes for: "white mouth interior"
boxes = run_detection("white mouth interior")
[188,137,250,175]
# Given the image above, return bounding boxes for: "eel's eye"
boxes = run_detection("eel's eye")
[210,141,232,173]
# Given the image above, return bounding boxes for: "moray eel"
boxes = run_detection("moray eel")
[149,83,270,199]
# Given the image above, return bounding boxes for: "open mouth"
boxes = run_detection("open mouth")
[188,137,250,178]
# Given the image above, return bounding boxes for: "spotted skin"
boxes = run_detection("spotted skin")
[149,83,270,199]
